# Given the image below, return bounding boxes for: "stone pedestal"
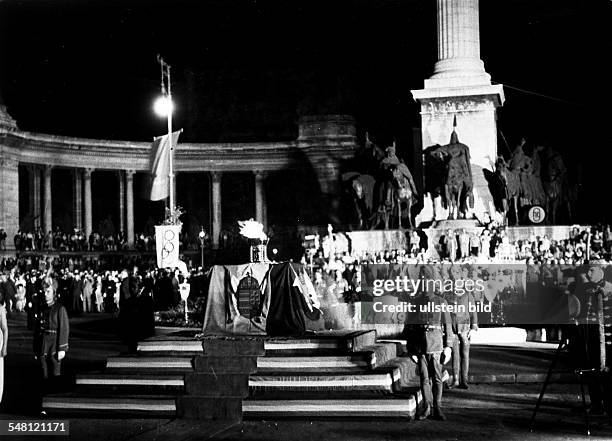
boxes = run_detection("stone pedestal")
[180,338,264,421]
[412,90,504,225]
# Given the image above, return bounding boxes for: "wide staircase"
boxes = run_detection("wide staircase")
[43,330,422,419]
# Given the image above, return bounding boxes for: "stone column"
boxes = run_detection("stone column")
[253,171,267,227]
[126,170,135,247]
[210,172,222,249]
[27,165,42,229]
[0,158,19,246]
[83,168,93,237]
[73,169,83,230]
[412,0,504,225]
[427,0,490,88]
[118,171,125,233]
[43,165,53,241]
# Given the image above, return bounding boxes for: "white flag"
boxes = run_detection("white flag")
[148,130,181,201]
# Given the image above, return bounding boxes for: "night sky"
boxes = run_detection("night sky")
[1,0,611,225]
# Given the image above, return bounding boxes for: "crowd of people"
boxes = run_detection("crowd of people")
[0,228,160,253]
[305,225,610,269]
[0,265,208,322]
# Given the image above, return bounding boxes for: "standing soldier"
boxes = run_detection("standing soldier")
[33,273,69,400]
[574,263,612,415]
[441,229,458,262]
[446,265,478,389]
[458,229,470,259]
[407,266,454,420]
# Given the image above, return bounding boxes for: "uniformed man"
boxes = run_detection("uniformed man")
[445,265,478,389]
[407,266,454,420]
[33,274,69,393]
[574,263,612,415]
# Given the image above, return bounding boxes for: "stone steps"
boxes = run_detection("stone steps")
[249,371,399,392]
[42,394,177,417]
[43,329,418,420]
[256,354,374,372]
[75,373,185,394]
[105,356,194,371]
[137,340,204,357]
[243,395,418,418]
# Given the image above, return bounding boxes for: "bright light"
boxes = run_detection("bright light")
[198,228,207,239]
[153,96,174,117]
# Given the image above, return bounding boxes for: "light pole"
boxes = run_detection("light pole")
[154,55,175,216]
[198,227,207,268]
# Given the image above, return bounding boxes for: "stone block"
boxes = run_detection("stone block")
[194,356,258,374]
[177,396,242,421]
[184,373,249,396]
[350,330,377,351]
[202,338,265,356]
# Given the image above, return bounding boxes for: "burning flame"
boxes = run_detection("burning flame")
[238,219,267,241]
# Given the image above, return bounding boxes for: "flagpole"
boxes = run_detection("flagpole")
[166,62,175,217]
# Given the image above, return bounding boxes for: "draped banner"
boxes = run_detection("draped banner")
[148,130,182,201]
[155,225,182,269]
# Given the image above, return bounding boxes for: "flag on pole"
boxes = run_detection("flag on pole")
[147,130,181,201]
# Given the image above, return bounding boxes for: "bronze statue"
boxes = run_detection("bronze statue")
[539,144,569,224]
[423,128,474,220]
[370,142,418,229]
[486,138,577,225]
[485,156,521,225]
[342,172,376,229]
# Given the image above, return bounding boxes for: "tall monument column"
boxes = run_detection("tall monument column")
[43,165,53,238]
[126,170,135,247]
[210,172,222,249]
[412,0,504,224]
[83,168,93,237]
[253,170,267,228]
[73,169,83,230]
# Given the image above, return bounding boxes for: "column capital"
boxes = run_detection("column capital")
[253,170,268,180]
[210,171,222,182]
[125,169,136,178]
[83,167,95,178]
[0,157,18,168]
[43,164,53,173]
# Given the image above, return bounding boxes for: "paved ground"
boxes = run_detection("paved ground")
[0,312,610,440]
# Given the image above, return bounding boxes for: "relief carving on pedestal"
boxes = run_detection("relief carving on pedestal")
[421,97,495,116]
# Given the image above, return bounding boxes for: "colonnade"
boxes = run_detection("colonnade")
[22,166,267,249]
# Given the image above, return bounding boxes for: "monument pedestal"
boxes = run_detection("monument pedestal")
[412,85,505,227]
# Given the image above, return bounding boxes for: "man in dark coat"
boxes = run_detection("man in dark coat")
[34,275,69,399]
[406,266,454,421]
[1,273,17,317]
[119,267,141,353]
[445,266,478,389]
